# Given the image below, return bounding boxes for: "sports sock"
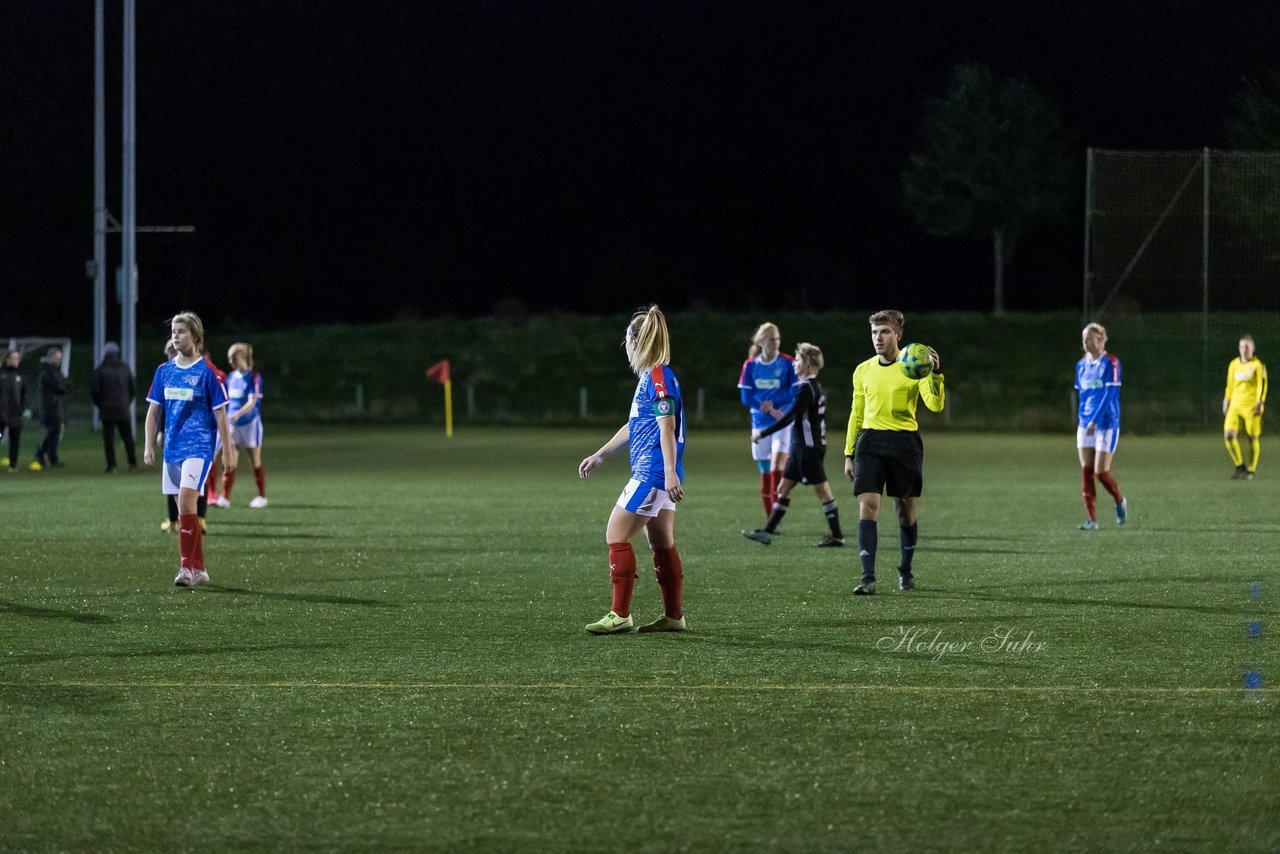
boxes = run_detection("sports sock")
[764,497,790,533]
[822,499,843,539]
[1081,466,1097,521]
[223,468,237,500]
[166,494,179,523]
[1226,436,1244,467]
[1248,437,1261,472]
[770,470,784,506]
[651,545,683,619]
[1096,471,1123,503]
[178,513,199,570]
[254,465,266,497]
[857,519,877,582]
[760,473,773,518]
[197,493,208,518]
[899,522,918,574]
[607,542,637,618]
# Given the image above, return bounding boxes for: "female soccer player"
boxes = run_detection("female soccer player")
[578,305,687,635]
[144,312,237,586]
[742,343,844,547]
[1223,334,1267,480]
[221,342,268,507]
[1076,322,1127,529]
[738,322,797,523]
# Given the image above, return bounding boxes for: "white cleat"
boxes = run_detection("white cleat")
[249,496,268,508]
[174,568,195,587]
[191,569,211,587]
[214,496,232,509]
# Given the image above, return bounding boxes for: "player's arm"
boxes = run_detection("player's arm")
[657,411,683,501]
[755,383,809,442]
[578,423,630,478]
[844,367,865,480]
[920,348,945,412]
[215,405,238,472]
[738,360,756,410]
[143,402,160,465]
[235,373,262,422]
[1255,363,1268,415]
[1224,362,1236,414]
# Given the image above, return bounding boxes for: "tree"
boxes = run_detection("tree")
[1224,69,1280,149]
[901,64,1075,314]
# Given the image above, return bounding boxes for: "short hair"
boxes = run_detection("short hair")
[168,311,205,351]
[229,342,254,370]
[869,309,904,332]
[794,342,824,375]
[1240,334,1256,344]
[625,304,671,375]
[1083,322,1107,339]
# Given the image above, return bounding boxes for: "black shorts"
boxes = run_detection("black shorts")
[852,429,924,498]
[784,444,828,486]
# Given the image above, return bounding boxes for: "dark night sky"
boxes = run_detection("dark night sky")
[2,0,1278,337]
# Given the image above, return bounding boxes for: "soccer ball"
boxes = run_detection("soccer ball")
[898,342,932,379]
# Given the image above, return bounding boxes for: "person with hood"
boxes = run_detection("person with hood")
[32,347,67,470]
[90,341,138,473]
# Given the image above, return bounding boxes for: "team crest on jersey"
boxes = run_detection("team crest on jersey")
[186,374,200,386]
[653,397,673,417]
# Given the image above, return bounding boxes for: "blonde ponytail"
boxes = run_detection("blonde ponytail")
[625,304,671,374]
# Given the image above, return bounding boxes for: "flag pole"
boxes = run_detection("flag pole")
[443,379,453,438]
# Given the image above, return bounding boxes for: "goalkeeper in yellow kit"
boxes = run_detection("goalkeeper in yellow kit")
[1223,334,1267,480]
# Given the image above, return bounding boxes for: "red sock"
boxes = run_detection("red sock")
[608,542,637,618]
[1081,467,1097,520]
[223,468,236,499]
[254,465,266,497]
[179,513,199,570]
[760,473,773,517]
[1096,471,1123,503]
[651,546,683,619]
[208,461,222,500]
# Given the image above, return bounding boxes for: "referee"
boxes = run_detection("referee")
[843,309,945,595]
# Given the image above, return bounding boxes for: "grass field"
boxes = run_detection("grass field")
[2,426,1276,852]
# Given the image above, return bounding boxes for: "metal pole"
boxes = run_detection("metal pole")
[1082,147,1094,323]
[122,0,138,431]
[93,0,106,430]
[1202,147,1211,429]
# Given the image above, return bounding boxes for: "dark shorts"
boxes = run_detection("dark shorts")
[852,429,924,498]
[784,444,828,486]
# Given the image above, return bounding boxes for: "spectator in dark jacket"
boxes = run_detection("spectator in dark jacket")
[0,349,27,473]
[33,347,68,470]
[90,341,137,473]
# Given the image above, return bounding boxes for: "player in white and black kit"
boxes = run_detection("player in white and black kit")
[742,343,844,547]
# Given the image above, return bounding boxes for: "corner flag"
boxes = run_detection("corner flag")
[425,360,453,438]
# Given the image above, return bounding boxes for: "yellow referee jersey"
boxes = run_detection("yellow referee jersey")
[1225,357,1268,411]
[844,356,946,454]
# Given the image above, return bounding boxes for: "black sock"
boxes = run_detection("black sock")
[764,497,790,533]
[197,494,208,517]
[899,522,918,575]
[822,499,842,539]
[166,495,179,523]
[858,519,877,582]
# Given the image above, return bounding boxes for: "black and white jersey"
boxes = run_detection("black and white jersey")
[759,377,826,452]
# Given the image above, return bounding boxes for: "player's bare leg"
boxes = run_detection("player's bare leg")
[1077,447,1099,529]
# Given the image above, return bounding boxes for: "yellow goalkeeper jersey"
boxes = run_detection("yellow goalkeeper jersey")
[1225,357,1268,410]
[844,356,946,454]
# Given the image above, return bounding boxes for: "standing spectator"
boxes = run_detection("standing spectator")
[844,310,945,595]
[143,312,237,587]
[738,322,797,524]
[221,342,269,507]
[32,347,68,470]
[578,305,687,634]
[91,341,138,474]
[0,349,27,473]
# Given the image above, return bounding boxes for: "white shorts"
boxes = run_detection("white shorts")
[1076,426,1119,454]
[230,418,263,449]
[616,478,677,517]
[162,457,213,495]
[751,429,792,461]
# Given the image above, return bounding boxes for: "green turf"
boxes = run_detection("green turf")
[1,427,1276,851]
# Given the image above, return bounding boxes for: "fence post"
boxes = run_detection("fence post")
[467,383,476,419]
[696,387,705,423]
[355,382,364,414]
[579,387,588,420]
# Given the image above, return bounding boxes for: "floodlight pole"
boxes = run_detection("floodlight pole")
[122,0,138,431]
[92,0,106,429]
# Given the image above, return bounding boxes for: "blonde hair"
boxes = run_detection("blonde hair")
[794,342,824,376]
[168,311,205,351]
[748,322,781,359]
[869,309,905,332]
[1083,322,1107,339]
[229,342,255,370]
[625,304,671,374]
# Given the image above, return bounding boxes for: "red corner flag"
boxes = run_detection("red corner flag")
[425,360,451,384]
